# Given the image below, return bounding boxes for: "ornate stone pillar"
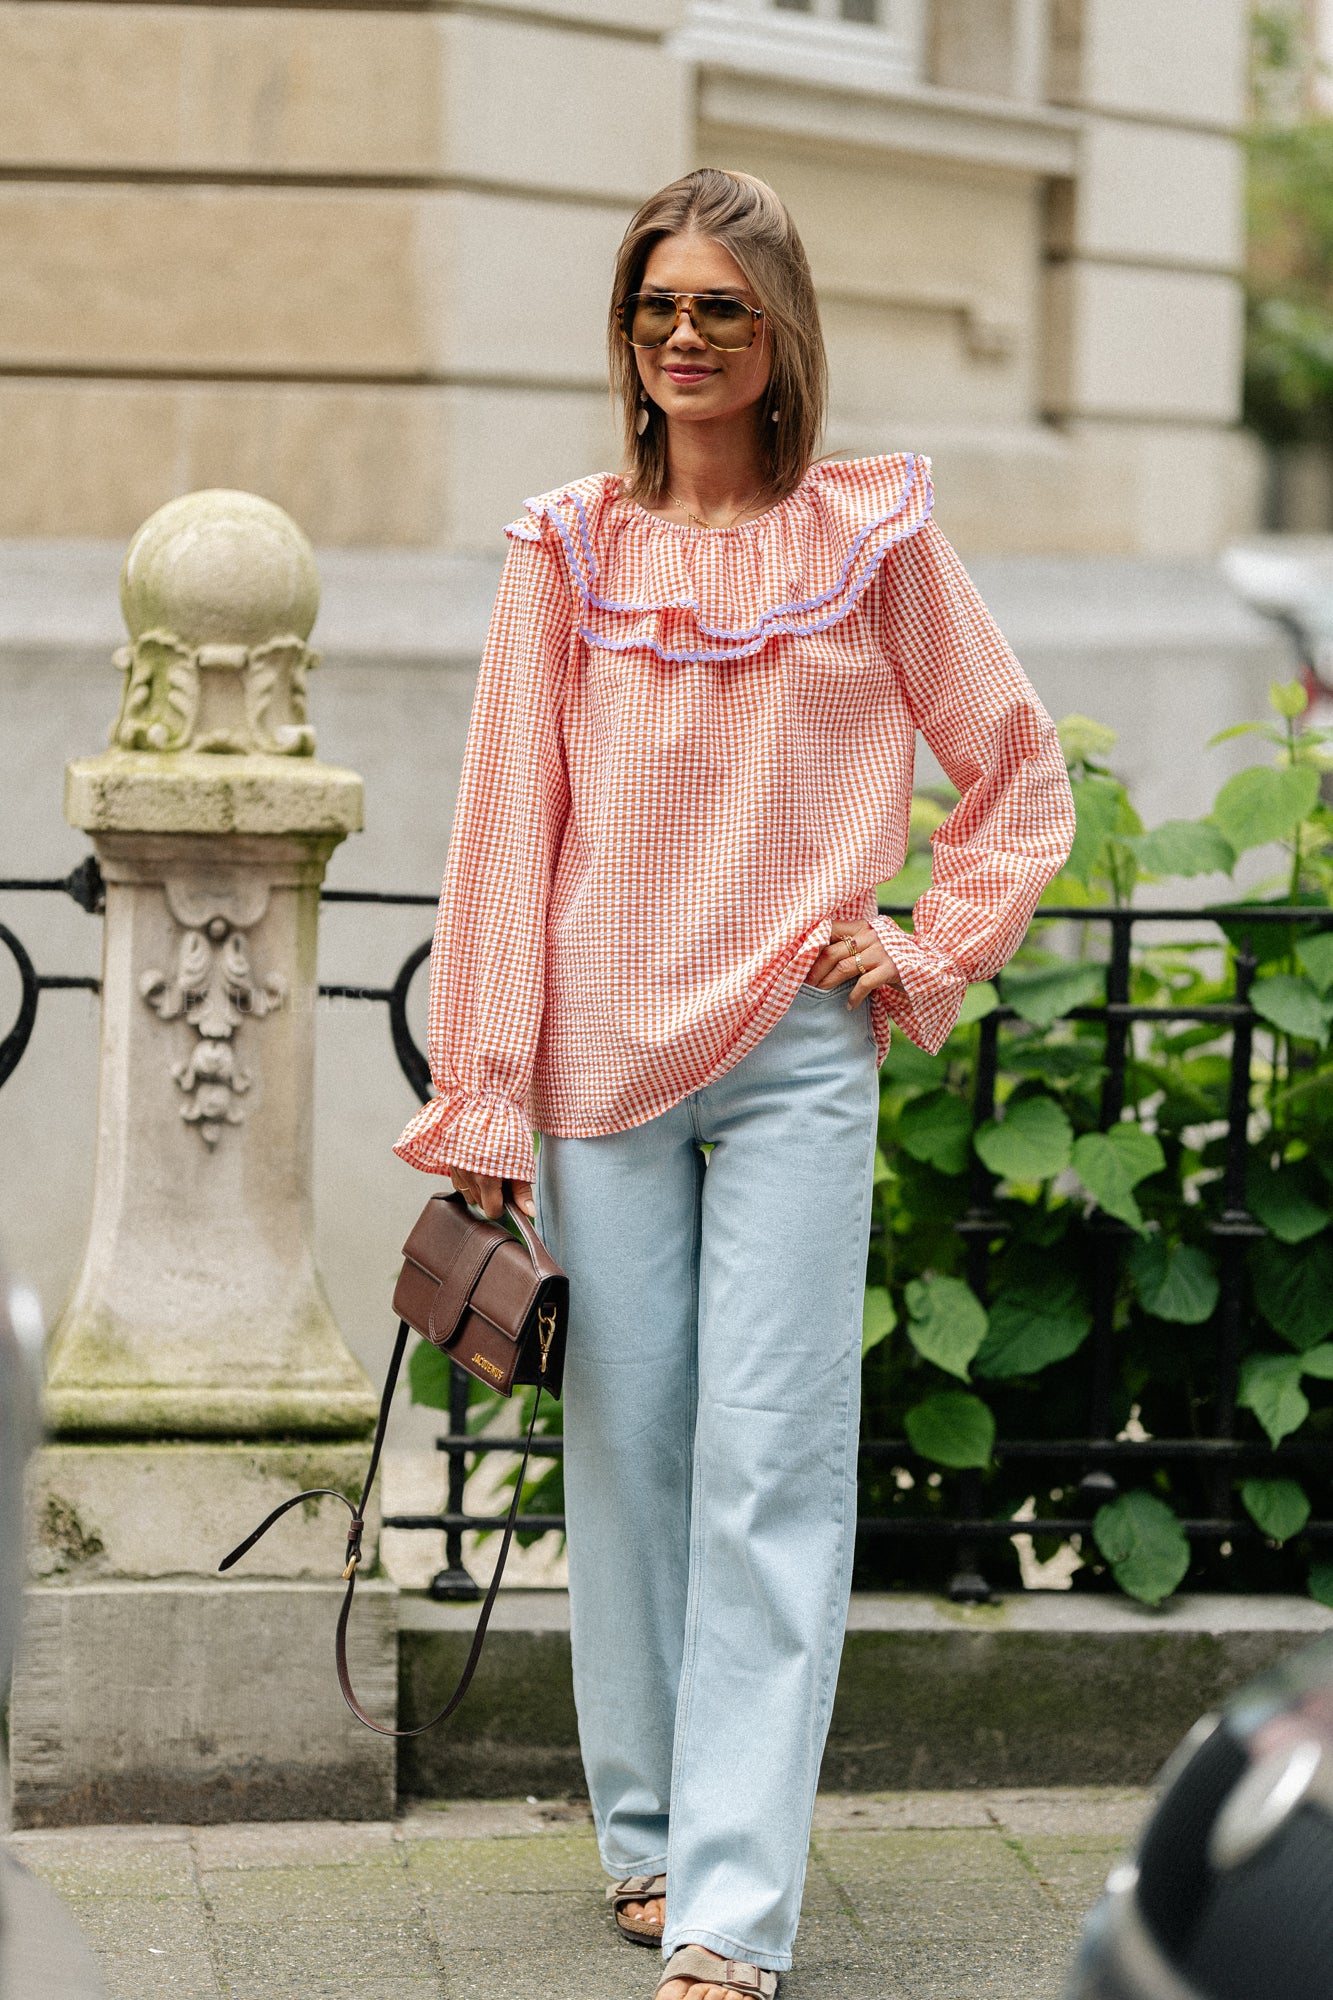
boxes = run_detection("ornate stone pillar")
[11,493,396,1825]
[47,488,374,1437]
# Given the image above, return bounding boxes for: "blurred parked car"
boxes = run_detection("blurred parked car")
[1067,1633,1333,2000]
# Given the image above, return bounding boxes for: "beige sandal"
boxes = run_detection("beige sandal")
[606,1871,666,1946]
[656,1944,778,1997]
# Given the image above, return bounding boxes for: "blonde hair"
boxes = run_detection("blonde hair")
[608,168,828,505]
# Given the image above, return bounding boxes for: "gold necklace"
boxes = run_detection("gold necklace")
[666,484,766,532]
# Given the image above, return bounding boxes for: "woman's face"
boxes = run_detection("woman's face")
[633,230,772,433]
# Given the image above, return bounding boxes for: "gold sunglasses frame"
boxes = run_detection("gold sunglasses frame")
[615,291,765,353]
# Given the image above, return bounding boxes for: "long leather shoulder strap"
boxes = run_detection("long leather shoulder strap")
[219,1317,544,1739]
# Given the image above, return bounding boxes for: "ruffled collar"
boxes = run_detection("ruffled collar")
[506,452,933,665]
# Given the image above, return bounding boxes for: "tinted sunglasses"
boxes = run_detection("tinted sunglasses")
[616,291,764,353]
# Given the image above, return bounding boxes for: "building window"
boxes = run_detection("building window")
[774,0,884,20]
[677,0,924,93]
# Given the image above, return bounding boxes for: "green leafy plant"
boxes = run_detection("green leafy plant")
[859,681,1333,1608]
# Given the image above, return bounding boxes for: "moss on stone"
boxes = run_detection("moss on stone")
[39,1496,105,1571]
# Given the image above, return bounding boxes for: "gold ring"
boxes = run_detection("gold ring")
[852,950,866,976]
[843,936,859,960]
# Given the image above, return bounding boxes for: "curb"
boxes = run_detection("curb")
[397,1590,1333,1797]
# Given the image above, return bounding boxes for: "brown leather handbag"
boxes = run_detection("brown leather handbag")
[393,1192,567,1400]
[220,1189,569,1737]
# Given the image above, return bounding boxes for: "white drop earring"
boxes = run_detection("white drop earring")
[770,407,780,423]
[636,392,650,437]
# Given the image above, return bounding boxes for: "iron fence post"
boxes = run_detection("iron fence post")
[948,1007,1005,1604]
[1076,912,1134,1534]
[428,1360,484,1601]
[1206,937,1265,1568]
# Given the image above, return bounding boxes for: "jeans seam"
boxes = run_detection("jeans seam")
[796,1083,877,1884]
[665,1149,708,1869]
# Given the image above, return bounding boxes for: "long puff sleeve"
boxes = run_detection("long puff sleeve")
[869,519,1075,1053]
[394,527,573,1181]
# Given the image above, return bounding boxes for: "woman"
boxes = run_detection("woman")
[396,168,1075,1999]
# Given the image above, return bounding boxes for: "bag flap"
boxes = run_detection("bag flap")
[469,1249,541,1343]
[401,1192,502,1278]
[397,1195,544,1352]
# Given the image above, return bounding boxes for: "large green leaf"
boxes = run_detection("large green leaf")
[896,1087,973,1176]
[1211,904,1329,974]
[1310,1561,1333,1610]
[1250,973,1333,1046]
[1210,763,1320,853]
[1252,1236,1333,1350]
[1247,1159,1330,1244]
[956,981,999,1026]
[974,1094,1074,1183]
[904,1275,988,1381]
[1296,931,1333,995]
[1064,774,1126,886]
[1005,1041,1108,1090]
[904,1391,996,1469]
[408,1335,454,1412]
[1000,962,1107,1029]
[1093,1491,1191,1606]
[1130,820,1236,879]
[861,1284,898,1358]
[882,1037,946,1085]
[1071,1126,1166,1232]
[1239,1352,1310,1446]
[1103,1125,1168,1183]
[1129,1239,1220,1324]
[1299,1342,1333,1378]
[973,1270,1092,1378]
[1240,1476,1311,1543]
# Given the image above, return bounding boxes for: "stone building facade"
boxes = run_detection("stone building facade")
[1,0,1256,558]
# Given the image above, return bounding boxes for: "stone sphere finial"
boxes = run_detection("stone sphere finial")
[121,490,319,649]
[111,491,322,757]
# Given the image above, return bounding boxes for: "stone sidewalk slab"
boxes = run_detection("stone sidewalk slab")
[6,1788,1151,2000]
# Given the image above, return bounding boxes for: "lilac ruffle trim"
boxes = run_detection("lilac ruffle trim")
[505,455,934,666]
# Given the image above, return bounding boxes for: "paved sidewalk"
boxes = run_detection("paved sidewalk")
[6,1789,1150,2000]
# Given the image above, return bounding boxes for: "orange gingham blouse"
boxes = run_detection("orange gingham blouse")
[394,453,1076,1183]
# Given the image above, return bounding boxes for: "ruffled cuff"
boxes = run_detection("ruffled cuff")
[869,916,968,1055]
[393,1085,537,1183]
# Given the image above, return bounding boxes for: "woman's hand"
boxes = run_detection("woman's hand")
[805,922,903,1007]
[444,1168,535,1221]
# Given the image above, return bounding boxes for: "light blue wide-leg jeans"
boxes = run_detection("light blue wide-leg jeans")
[533,982,880,1972]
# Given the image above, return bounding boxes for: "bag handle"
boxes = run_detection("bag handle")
[503,1197,564,1283]
[219,1314,546,1738]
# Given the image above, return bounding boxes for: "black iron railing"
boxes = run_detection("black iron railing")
[0,860,105,1087]
[5,864,1332,1602]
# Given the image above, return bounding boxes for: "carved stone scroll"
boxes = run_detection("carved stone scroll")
[139,884,287,1147]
